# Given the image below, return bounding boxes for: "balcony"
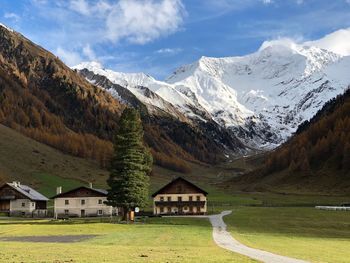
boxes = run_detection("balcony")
[154,200,206,207]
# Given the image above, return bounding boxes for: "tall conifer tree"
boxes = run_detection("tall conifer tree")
[106,107,152,219]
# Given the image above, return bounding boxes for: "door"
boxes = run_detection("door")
[0,200,10,211]
[81,209,85,217]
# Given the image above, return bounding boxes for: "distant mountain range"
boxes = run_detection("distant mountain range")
[75,38,350,150]
[1,22,350,177]
[0,23,242,173]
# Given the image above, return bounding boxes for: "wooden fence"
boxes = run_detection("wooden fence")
[315,206,350,211]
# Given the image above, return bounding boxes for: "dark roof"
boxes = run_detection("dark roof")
[151,177,208,197]
[51,186,108,199]
[3,182,49,201]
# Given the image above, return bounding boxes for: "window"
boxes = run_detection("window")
[81,200,86,205]
[167,207,172,213]
[178,196,182,202]
[189,196,193,201]
[196,196,201,201]
[167,196,171,201]
[197,207,201,213]
[21,202,25,207]
[65,200,69,205]
[64,209,69,215]
[160,196,164,202]
[189,206,193,212]
[98,199,103,204]
[98,210,103,215]
[32,202,35,207]
[160,207,164,213]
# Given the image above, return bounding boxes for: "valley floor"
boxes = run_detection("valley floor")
[0,217,253,263]
[226,207,350,263]
[1,125,350,262]
[1,204,349,263]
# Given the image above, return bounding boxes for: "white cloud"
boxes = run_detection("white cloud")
[39,0,184,45]
[4,12,20,22]
[304,28,350,56]
[156,48,183,54]
[105,0,185,44]
[69,0,91,16]
[82,44,97,61]
[68,0,112,16]
[262,0,273,4]
[259,37,300,51]
[31,0,48,5]
[56,47,83,66]
[259,28,350,57]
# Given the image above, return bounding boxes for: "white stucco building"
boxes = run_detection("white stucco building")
[52,185,116,218]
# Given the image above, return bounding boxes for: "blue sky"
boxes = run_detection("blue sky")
[1,0,350,79]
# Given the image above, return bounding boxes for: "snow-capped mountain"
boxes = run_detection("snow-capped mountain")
[74,37,350,150]
[74,62,211,122]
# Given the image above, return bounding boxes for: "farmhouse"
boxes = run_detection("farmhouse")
[0,181,48,217]
[152,177,208,215]
[52,184,115,218]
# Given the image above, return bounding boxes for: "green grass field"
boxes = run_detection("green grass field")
[225,207,350,263]
[0,217,255,263]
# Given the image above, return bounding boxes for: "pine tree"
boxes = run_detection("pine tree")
[106,107,153,220]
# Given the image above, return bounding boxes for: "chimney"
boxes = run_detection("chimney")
[89,182,93,189]
[12,181,17,187]
[56,186,62,195]
[17,182,21,186]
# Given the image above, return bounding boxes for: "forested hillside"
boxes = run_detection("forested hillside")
[232,88,350,194]
[0,25,232,173]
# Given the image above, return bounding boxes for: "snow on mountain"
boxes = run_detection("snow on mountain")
[304,28,350,56]
[74,38,350,150]
[165,42,349,147]
[0,23,14,32]
[73,62,211,121]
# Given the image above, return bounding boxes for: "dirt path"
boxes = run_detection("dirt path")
[208,211,309,263]
[166,211,308,263]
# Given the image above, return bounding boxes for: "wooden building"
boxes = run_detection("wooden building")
[0,181,48,217]
[52,184,116,218]
[152,177,208,215]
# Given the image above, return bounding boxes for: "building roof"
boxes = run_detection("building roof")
[151,177,208,197]
[51,186,108,199]
[5,182,49,201]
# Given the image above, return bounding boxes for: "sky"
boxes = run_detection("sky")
[1,0,350,79]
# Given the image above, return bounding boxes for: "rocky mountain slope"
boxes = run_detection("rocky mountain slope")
[230,88,350,194]
[76,38,350,149]
[0,24,243,172]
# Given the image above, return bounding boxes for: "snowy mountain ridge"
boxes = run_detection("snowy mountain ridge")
[74,36,350,150]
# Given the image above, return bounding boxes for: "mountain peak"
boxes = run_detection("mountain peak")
[73,61,104,71]
[258,38,300,53]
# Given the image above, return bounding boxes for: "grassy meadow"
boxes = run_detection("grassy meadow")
[226,207,350,263]
[0,217,254,263]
